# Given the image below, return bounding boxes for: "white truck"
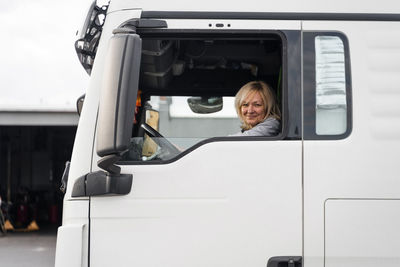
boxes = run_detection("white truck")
[55,0,400,266]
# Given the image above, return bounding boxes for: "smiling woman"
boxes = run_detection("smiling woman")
[231,81,281,136]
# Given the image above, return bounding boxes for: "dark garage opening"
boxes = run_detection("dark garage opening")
[0,126,76,230]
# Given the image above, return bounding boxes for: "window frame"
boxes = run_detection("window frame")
[303,31,353,140]
[118,29,301,165]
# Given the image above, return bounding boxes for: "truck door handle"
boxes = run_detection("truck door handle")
[267,256,302,267]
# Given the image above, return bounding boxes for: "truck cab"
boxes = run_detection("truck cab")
[55,1,400,267]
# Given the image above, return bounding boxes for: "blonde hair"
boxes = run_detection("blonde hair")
[234,81,281,130]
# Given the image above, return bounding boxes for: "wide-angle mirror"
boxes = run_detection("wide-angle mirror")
[187,96,223,114]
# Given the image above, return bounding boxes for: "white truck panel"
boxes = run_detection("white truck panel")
[325,199,400,267]
[55,224,86,267]
[108,0,400,13]
[303,21,400,267]
[90,141,302,267]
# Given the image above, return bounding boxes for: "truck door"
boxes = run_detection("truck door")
[89,18,303,267]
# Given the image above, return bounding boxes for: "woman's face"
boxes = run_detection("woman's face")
[240,91,266,127]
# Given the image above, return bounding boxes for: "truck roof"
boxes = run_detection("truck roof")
[108,0,400,15]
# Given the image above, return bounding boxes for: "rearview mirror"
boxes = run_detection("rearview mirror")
[96,33,142,173]
[187,96,223,114]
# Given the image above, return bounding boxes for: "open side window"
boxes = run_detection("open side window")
[118,31,289,163]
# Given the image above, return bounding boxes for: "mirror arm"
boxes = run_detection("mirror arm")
[97,154,122,175]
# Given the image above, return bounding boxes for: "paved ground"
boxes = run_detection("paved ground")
[0,226,57,267]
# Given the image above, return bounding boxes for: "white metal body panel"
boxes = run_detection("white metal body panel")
[108,0,400,13]
[55,224,86,267]
[325,199,400,267]
[303,21,400,267]
[165,19,301,30]
[55,201,89,267]
[91,141,302,267]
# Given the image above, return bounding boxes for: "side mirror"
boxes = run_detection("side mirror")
[96,33,142,174]
[187,96,223,114]
[76,94,85,116]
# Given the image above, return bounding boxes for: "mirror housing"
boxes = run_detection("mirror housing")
[96,33,142,174]
[187,96,223,114]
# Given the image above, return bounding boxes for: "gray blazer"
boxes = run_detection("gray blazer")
[231,117,280,137]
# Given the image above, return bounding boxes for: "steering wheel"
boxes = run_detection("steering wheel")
[140,123,180,158]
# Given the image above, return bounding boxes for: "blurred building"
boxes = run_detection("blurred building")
[0,108,79,228]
